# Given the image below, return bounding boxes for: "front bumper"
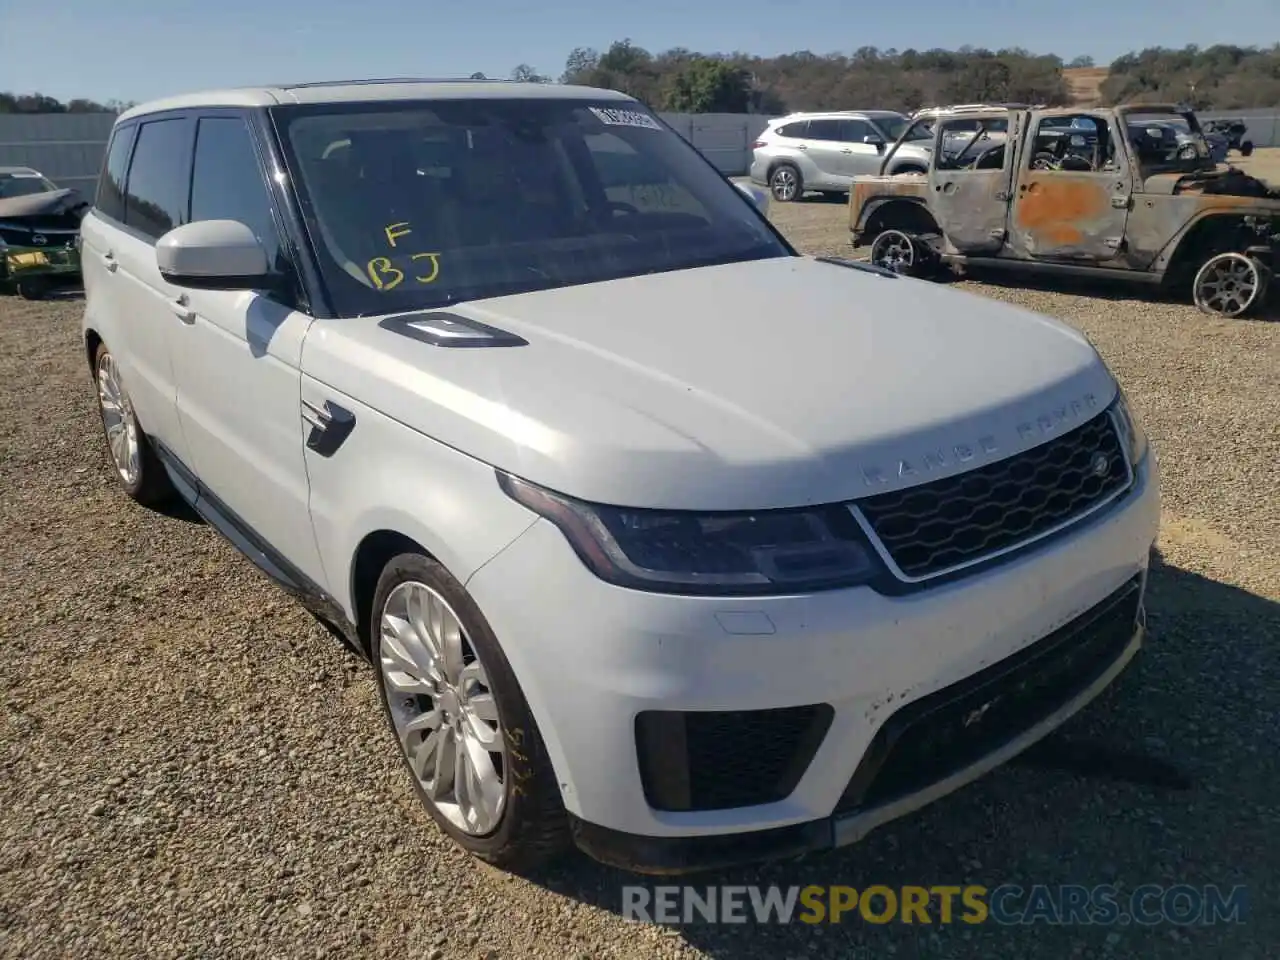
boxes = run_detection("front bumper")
[465,454,1159,873]
[2,244,81,283]
[571,579,1144,874]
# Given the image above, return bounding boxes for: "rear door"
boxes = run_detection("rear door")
[1009,111,1132,261]
[82,113,198,470]
[834,118,884,176]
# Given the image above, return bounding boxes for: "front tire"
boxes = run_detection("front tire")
[371,552,570,872]
[16,276,49,300]
[93,342,174,505]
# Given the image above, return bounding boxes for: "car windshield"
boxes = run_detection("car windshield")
[273,98,790,317]
[0,172,58,198]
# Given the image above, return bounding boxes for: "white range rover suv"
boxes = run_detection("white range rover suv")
[81,78,1159,875]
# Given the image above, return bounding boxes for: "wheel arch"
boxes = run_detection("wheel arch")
[350,528,434,655]
[857,197,940,241]
[1158,212,1269,284]
[85,327,103,374]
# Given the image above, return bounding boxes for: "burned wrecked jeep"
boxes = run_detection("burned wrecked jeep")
[0,167,88,300]
[849,103,1280,319]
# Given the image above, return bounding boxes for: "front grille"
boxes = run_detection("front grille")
[0,227,78,248]
[636,705,833,811]
[835,575,1142,814]
[857,411,1130,580]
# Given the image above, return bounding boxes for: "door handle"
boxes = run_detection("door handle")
[1111,195,1130,209]
[840,148,853,154]
[797,144,807,151]
[101,251,117,273]
[168,294,195,324]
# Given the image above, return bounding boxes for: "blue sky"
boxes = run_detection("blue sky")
[2,0,1277,105]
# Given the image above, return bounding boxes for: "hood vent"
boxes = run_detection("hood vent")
[378,311,528,348]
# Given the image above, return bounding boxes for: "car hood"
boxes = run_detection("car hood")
[302,256,1117,511]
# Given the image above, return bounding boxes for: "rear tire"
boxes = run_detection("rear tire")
[371,552,570,873]
[92,342,175,506]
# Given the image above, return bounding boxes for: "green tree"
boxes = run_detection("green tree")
[663,58,751,112]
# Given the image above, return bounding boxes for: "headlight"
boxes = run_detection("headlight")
[497,472,880,595]
[1109,384,1149,466]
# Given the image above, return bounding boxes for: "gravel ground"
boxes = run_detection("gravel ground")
[2,198,1279,960]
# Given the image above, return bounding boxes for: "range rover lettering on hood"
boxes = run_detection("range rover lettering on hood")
[855,390,1102,487]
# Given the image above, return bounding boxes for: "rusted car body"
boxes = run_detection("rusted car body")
[848,103,1280,318]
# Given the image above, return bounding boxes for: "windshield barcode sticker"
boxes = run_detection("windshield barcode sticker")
[589,107,662,130]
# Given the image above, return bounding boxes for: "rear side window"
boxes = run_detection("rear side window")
[776,121,807,138]
[189,117,284,271]
[123,118,192,240]
[95,125,136,222]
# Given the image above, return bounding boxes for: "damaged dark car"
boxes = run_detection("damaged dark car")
[0,167,89,300]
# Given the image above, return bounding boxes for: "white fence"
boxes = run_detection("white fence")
[2,108,1278,194]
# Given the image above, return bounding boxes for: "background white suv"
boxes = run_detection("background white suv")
[80,79,1158,876]
[750,110,934,201]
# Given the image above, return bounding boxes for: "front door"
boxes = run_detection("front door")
[834,117,886,177]
[1008,112,1132,261]
[928,112,1018,255]
[169,111,328,590]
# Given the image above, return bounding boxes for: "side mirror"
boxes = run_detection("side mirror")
[156,220,272,290]
[734,180,770,215]
[863,134,885,150]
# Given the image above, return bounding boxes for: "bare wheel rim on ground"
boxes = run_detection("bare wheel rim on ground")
[379,580,507,835]
[871,229,917,274]
[1193,252,1268,318]
[96,352,142,486]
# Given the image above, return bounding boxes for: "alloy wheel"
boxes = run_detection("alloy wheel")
[870,229,917,275]
[379,580,506,836]
[1193,252,1267,318]
[771,167,798,202]
[96,353,142,486]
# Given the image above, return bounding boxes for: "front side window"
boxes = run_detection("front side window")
[805,119,844,141]
[876,115,925,142]
[840,119,873,142]
[123,118,191,240]
[189,117,285,272]
[273,98,789,317]
[936,117,1008,171]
